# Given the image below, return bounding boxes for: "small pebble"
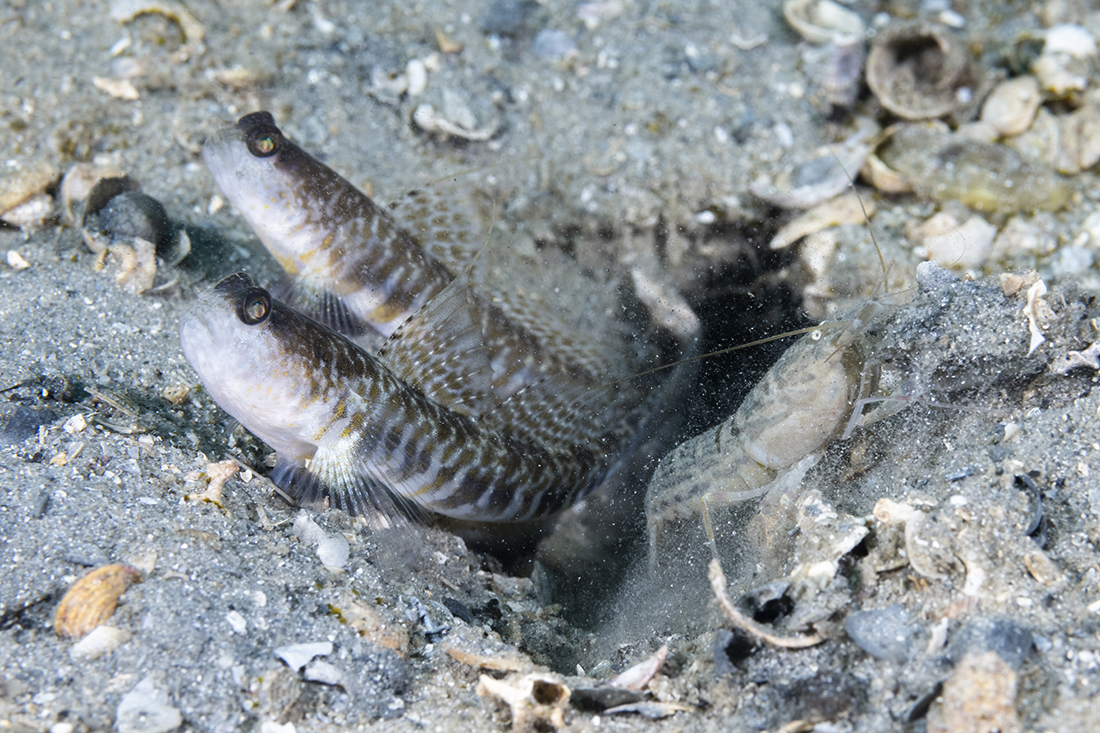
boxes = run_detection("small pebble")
[845,604,920,661]
[316,534,350,569]
[0,404,57,445]
[948,617,1033,670]
[442,597,476,624]
[981,76,1041,137]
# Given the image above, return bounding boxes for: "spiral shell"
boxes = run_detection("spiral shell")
[54,564,143,639]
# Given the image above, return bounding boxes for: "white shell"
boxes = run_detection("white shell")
[980,76,1042,138]
[751,119,878,208]
[70,625,132,660]
[783,0,865,44]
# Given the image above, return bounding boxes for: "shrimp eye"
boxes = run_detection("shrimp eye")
[245,127,282,158]
[238,288,271,325]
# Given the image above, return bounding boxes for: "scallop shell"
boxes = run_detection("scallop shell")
[867,21,968,120]
[783,0,864,44]
[54,563,143,639]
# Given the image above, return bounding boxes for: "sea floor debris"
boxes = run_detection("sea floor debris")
[7,0,1100,730]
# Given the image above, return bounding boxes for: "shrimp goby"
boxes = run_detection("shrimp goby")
[179,272,635,526]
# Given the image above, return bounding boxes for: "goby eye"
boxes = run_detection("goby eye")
[245,126,282,158]
[238,287,271,325]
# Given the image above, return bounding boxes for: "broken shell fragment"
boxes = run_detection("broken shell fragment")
[0,161,58,230]
[607,644,669,690]
[93,76,140,101]
[80,176,191,293]
[867,21,968,120]
[769,190,875,250]
[60,163,128,226]
[95,239,157,295]
[70,625,132,660]
[859,122,928,193]
[1022,279,1052,355]
[783,0,864,45]
[54,564,143,639]
[207,67,273,91]
[904,510,959,580]
[1009,105,1100,176]
[477,673,570,732]
[109,0,206,60]
[6,251,31,271]
[751,119,878,208]
[927,652,1020,733]
[908,210,996,271]
[801,35,866,109]
[413,89,500,141]
[630,269,699,338]
[877,125,1071,213]
[442,623,533,672]
[1032,24,1097,97]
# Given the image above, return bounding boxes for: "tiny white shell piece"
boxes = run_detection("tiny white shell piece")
[769,191,875,250]
[70,625,132,660]
[1023,279,1049,355]
[6,251,31,271]
[406,58,428,96]
[274,641,334,672]
[1044,24,1098,58]
[911,212,996,272]
[783,0,865,44]
[630,269,700,338]
[304,660,346,686]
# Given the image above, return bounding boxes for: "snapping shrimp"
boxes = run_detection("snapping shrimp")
[644,298,889,565]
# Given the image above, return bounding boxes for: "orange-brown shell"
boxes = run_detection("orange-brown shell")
[54,564,143,639]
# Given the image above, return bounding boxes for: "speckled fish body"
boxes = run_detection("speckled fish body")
[202,112,454,338]
[179,272,620,523]
[203,112,615,401]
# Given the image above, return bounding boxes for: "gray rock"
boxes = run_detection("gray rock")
[845,604,921,661]
[948,617,1033,670]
